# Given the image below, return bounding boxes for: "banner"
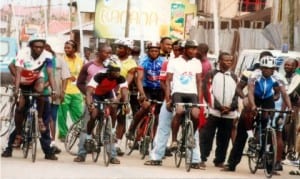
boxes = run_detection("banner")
[94,0,170,40]
[170,2,185,40]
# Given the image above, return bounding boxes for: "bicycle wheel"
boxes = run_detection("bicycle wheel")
[185,120,194,172]
[127,117,145,156]
[64,120,82,156]
[102,115,113,167]
[174,126,184,168]
[0,102,15,137]
[92,120,101,162]
[248,129,259,174]
[141,116,154,160]
[22,113,32,159]
[264,128,277,178]
[31,113,38,163]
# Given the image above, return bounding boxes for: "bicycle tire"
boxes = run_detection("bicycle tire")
[141,115,154,160]
[92,120,101,162]
[264,128,277,178]
[22,113,32,159]
[102,115,112,167]
[0,102,15,137]
[248,129,259,174]
[31,114,38,163]
[174,125,184,168]
[127,117,146,156]
[64,120,82,156]
[185,120,194,172]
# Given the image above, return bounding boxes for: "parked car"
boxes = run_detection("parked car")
[235,49,300,76]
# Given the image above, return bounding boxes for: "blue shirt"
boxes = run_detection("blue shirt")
[139,55,164,89]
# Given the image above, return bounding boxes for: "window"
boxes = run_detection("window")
[239,0,266,12]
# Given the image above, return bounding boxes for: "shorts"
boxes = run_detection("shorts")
[172,93,198,104]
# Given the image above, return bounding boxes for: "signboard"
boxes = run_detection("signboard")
[94,0,170,40]
[94,0,196,40]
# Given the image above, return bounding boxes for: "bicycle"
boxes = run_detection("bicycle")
[92,99,128,166]
[21,91,47,163]
[126,99,162,159]
[0,85,16,137]
[247,107,291,178]
[64,117,83,156]
[173,102,206,172]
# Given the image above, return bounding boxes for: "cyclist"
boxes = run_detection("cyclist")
[223,55,292,172]
[126,41,165,142]
[85,60,129,164]
[165,40,202,151]
[113,38,137,155]
[2,35,58,160]
[73,44,111,162]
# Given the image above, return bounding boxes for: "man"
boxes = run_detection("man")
[160,37,173,58]
[2,35,58,160]
[166,40,202,166]
[201,52,238,168]
[126,41,164,142]
[73,44,112,162]
[85,60,129,164]
[84,47,92,64]
[113,38,137,156]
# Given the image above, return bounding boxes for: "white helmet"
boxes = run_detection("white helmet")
[146,41,160,49]
[114,38,134,49]
[28,34,46,46]
[260,56,276,68]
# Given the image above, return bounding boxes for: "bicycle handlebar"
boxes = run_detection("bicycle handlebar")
[174,102,207,108]
[256,107,292,114]
[146,99,163,104]
[94,99,129,105]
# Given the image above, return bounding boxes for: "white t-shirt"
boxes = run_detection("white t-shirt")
[166,56,202,94]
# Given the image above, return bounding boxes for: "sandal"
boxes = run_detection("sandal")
[38,119,47,133]
[110,158,120,164]
[144,160,162,166]
[12,135,22,148]
[289,170,300,175]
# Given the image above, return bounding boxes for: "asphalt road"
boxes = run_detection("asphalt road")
[1,134,299,179]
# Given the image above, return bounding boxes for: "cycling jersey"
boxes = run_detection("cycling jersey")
[249,69,285,100]
[15,47,53,85]
[138,55,164,89]
[87,70,128,96]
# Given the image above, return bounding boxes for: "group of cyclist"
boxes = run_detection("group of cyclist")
[1,34,300,175]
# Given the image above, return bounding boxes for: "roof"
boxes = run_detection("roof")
[232,7,272,22]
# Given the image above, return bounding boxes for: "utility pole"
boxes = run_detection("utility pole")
[289,0,294,50]
[124,0,130,38]
[281,0,289,49]
[69,0,74,40]
[6,4,12,37]
[46,0,51,35]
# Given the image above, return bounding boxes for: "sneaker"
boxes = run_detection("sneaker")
[164,147,173,157]
[12,135,22,148]
[221,164,235,172]
[51,146,62,154]
[1,150,12,157]
[199,161,206,168]
[214,162,225,168]
[248,137,256,151]
[116,147,124,156]
[45,154,58,160]
[274,162,283,171]
[73,156,85,162]
[84,139,95,153]
[110,157,120,164]
[170,141,178,150]
[126,131,135,140]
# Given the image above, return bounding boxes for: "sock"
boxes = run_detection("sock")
[247,130,254,138]
[86,134,92,140]
[50,141,55,147]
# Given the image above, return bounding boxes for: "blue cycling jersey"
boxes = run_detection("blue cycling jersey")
[138,55,164,89]
[250,70,284,99]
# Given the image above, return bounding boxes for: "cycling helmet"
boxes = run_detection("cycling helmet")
[104,59,121,72]
[181,40,198,48]
[28,34,46,46]
[260,56,276,68]
[114,38,134,49]
[146,41,160,49]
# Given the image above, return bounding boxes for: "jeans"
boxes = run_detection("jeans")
[149,101,201,163]
[150,101,173,160]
